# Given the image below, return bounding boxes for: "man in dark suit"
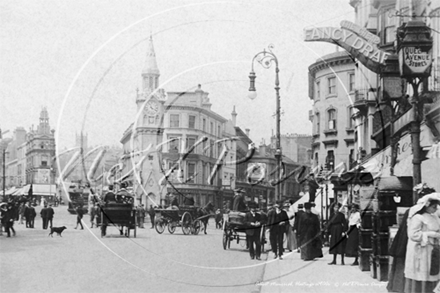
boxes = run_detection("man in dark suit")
[232,188,247,212]
[40,203,49,229]
[103,185,116,204]
[24,202,36,228]
[269,201,289,260]
[46,204,55,228]
[244,201,262,260]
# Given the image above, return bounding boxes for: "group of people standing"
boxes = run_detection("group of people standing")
[387,185,440,293]
[0,200,55,237]
[325,202,361,266]
[233,184,325,262]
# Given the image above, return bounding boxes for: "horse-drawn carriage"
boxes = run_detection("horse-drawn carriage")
[222,211,267,251]
[154,202,214,235]
[99,190,136,238]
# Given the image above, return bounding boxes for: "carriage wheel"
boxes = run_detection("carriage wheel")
[168,222,176,234]
[193,220,201,235]
[181,212,192,235]
[155,219,166,234]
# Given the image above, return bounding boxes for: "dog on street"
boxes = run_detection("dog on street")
[48,226,67,237]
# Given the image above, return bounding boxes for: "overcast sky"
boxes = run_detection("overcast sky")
[1,0,355,149]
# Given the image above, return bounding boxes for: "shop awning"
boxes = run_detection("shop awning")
[17,184,57,196]
[33,184,57,196]
[4,187,18,195]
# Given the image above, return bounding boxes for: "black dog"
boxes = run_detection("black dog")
[48,226,67,237]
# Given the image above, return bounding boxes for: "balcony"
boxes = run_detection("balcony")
[323,129,337,136]
[353,89,377,115]
[322,139,338,147]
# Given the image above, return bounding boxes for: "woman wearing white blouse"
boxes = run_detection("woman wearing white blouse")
[345,204,361,266]
[404,193,440,293]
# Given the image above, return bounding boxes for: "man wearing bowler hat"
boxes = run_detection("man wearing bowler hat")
[232,188,247,212]
[244,201,262,260]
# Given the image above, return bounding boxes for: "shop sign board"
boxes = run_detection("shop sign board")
[304,20,393,73]
[398,46,433,77]
[381,76,406,100]
[36,169,50,184]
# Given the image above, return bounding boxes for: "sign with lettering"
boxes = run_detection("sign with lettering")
[398,46,432,77]
[304,21,393,73]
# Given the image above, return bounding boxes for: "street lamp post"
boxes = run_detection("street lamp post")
[248,45,282,202]
[396,20,433,204]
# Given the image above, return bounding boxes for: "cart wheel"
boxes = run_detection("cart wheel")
[168,222,176,234]
[193,220,201,235]
[155,219,166,234]
[181,212,192,235]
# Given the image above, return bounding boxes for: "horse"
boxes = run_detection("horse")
[196,202,215,234]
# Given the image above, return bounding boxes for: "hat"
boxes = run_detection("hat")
[409,192,440,218]
[298,204,304,209]
[234,188,244,194]
[304,202,312,209]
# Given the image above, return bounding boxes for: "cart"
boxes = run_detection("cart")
[222,211,266,251]
[154,206,202,235]
[99,192,136,238]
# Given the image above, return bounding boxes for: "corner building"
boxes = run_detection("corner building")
[120,36,237,209]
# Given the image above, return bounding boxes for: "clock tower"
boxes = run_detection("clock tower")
[122,34,165,208]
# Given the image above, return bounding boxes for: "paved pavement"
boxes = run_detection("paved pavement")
[259,247,388,293]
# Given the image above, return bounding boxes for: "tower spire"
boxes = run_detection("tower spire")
[142,34,160,80]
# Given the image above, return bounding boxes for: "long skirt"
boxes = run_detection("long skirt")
[286,226,297,251]
[404,278,437,293]
[387,256,406,293]
[345,225,359,257]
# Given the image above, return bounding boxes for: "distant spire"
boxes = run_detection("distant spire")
[142,34,160,76]
[231,105,237,126]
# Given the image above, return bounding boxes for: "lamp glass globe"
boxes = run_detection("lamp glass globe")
[248,91,257,100]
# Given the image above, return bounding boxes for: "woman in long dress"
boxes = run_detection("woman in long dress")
[327,202,347,265]
[404,192,440,293]
[284,202,296,252]
[345,204,361,266]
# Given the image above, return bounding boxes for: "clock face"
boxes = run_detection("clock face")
[145,100,159,115]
